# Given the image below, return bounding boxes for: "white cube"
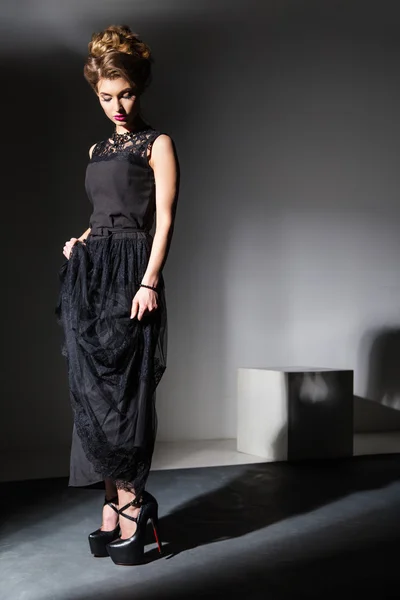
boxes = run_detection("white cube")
[237,367,353,461]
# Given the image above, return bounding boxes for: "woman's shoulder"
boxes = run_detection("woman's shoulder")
[139,128,174,158]
[147,128,174,147]
[88,142,97,159]
[88,139,106,160]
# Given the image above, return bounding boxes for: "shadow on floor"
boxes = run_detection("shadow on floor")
[2,455,400,599]
[152,455,400,558]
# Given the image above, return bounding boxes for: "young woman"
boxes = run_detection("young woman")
[56,24,178,566]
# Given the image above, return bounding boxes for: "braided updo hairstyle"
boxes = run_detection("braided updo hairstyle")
[83,24,153,96]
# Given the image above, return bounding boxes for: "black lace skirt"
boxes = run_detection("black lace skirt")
[55,230,167,495]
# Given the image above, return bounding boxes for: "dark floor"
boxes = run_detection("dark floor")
[1,455,400,600]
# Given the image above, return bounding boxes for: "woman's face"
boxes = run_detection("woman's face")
[97,77,139,128]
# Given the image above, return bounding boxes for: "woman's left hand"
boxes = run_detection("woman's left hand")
[130,287,158,321]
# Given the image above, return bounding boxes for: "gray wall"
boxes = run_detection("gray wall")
[2,0,400,479]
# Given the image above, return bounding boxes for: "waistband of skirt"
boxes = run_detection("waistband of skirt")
[88,226,150,239]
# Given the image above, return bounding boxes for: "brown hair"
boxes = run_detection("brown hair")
[83,24,153,95]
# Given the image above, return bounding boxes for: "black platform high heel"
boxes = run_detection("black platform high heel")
[106,491,163,566]
[88,495,120,557]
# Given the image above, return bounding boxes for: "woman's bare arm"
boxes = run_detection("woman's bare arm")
[78,227,91,242]
[141,134,178,288]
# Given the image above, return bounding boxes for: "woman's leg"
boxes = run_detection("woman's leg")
[100,478,119,531]
[114,446,154,538]
[115,458,150,539]
[105,477,117,500]
[116,488,142,539]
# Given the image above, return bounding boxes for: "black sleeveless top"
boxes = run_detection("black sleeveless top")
[85,126,163,234]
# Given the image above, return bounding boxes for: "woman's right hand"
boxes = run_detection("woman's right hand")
[63,237,78,259]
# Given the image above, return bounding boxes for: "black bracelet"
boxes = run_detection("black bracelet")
[140,283,158,293]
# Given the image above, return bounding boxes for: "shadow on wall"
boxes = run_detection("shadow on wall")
[355,328,400,433]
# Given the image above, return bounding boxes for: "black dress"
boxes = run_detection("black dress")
[56,125,168,497]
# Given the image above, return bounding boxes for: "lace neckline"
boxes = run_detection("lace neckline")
[110,125,152,144]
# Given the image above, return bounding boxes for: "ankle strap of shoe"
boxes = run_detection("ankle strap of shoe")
[118,495,144,522]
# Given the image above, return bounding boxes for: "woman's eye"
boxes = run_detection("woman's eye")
[102,93,133,102]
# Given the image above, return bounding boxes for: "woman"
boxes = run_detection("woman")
[56,24,178,566]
